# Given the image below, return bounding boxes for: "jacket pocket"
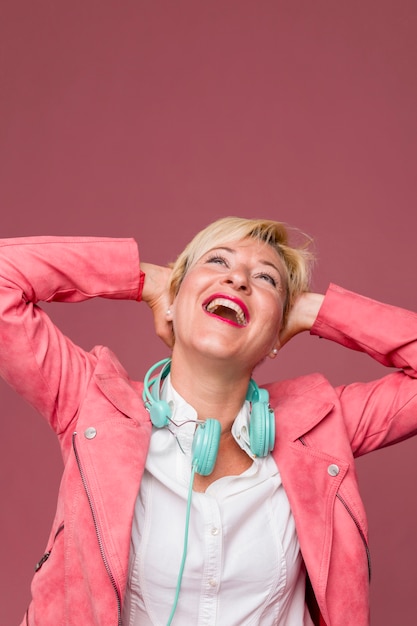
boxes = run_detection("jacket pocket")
[336,492,371,580]
[34,522,64,572]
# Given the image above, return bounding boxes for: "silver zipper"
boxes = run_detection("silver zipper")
[336,492,371,580]
[298,437,371,580]
[72,432,122,626]
[35,523,65,572]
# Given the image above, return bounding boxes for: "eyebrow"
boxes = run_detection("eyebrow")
[208,246,284,279]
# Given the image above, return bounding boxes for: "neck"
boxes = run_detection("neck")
[169,349,252,432]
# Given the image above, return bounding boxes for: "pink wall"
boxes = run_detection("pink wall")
[1,1,417,623]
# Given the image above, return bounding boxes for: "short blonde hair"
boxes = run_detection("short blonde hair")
[169,216,314,326]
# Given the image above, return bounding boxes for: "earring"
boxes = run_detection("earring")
[166,309,172,316]
[270,348,278,358]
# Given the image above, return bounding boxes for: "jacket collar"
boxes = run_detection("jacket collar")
[93,350,335,437]
[267,373,335,441]
[93,348,148,423]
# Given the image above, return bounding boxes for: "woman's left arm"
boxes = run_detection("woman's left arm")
[308,283,417,454]
[311,284,417,376]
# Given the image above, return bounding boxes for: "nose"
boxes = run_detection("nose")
[221,265,251,292]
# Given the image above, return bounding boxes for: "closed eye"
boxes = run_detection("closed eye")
[206,254,229,267]
[255,272,277,287]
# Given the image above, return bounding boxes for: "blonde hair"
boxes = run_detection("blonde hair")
[169,216,314,326]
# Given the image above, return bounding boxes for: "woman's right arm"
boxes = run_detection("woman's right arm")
[0,236,142,433]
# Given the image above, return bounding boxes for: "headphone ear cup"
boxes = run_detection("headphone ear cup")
[192,419,221,476]
[149,400,172,428]
[249,390,275,457]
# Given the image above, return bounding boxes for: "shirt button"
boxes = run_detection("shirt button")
[84,427,97,440]
[328,464,340,476]
[211,527,220,536]
[208,578,217,587]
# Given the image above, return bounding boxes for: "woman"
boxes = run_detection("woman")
[1,217,416,626]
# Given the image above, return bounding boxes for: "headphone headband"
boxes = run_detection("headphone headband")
[142,357,275,464]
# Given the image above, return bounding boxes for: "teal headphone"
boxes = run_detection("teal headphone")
[142,358,275,476]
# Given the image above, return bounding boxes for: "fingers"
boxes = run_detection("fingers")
[140,263,172,305]
[140,262,174,346]
[277,292,325,349]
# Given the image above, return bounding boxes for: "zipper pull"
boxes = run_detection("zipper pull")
[35,551,51,572]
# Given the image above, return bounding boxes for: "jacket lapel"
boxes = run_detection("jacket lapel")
[74,353,152,597]
[269,376,348,621]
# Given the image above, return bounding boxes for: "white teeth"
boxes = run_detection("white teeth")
[205,298,246,325]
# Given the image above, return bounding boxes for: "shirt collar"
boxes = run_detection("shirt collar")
[161,375,256,459]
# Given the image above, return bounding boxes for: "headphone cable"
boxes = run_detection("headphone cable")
[166,464,197,626]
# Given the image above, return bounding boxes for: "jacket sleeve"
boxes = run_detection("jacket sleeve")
[0,236,143,434]
[311,283,417,455]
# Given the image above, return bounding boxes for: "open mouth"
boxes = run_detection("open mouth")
[203,296,249,327]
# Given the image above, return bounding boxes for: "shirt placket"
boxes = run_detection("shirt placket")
[196,492,223,625]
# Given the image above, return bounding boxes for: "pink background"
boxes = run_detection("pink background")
[1,1,417,623]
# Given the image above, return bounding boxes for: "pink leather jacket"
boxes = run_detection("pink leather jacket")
[1,237,416,626]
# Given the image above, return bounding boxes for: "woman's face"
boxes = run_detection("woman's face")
[170,238,287,372]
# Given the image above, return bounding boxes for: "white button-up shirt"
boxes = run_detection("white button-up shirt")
[122,377,312,625]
